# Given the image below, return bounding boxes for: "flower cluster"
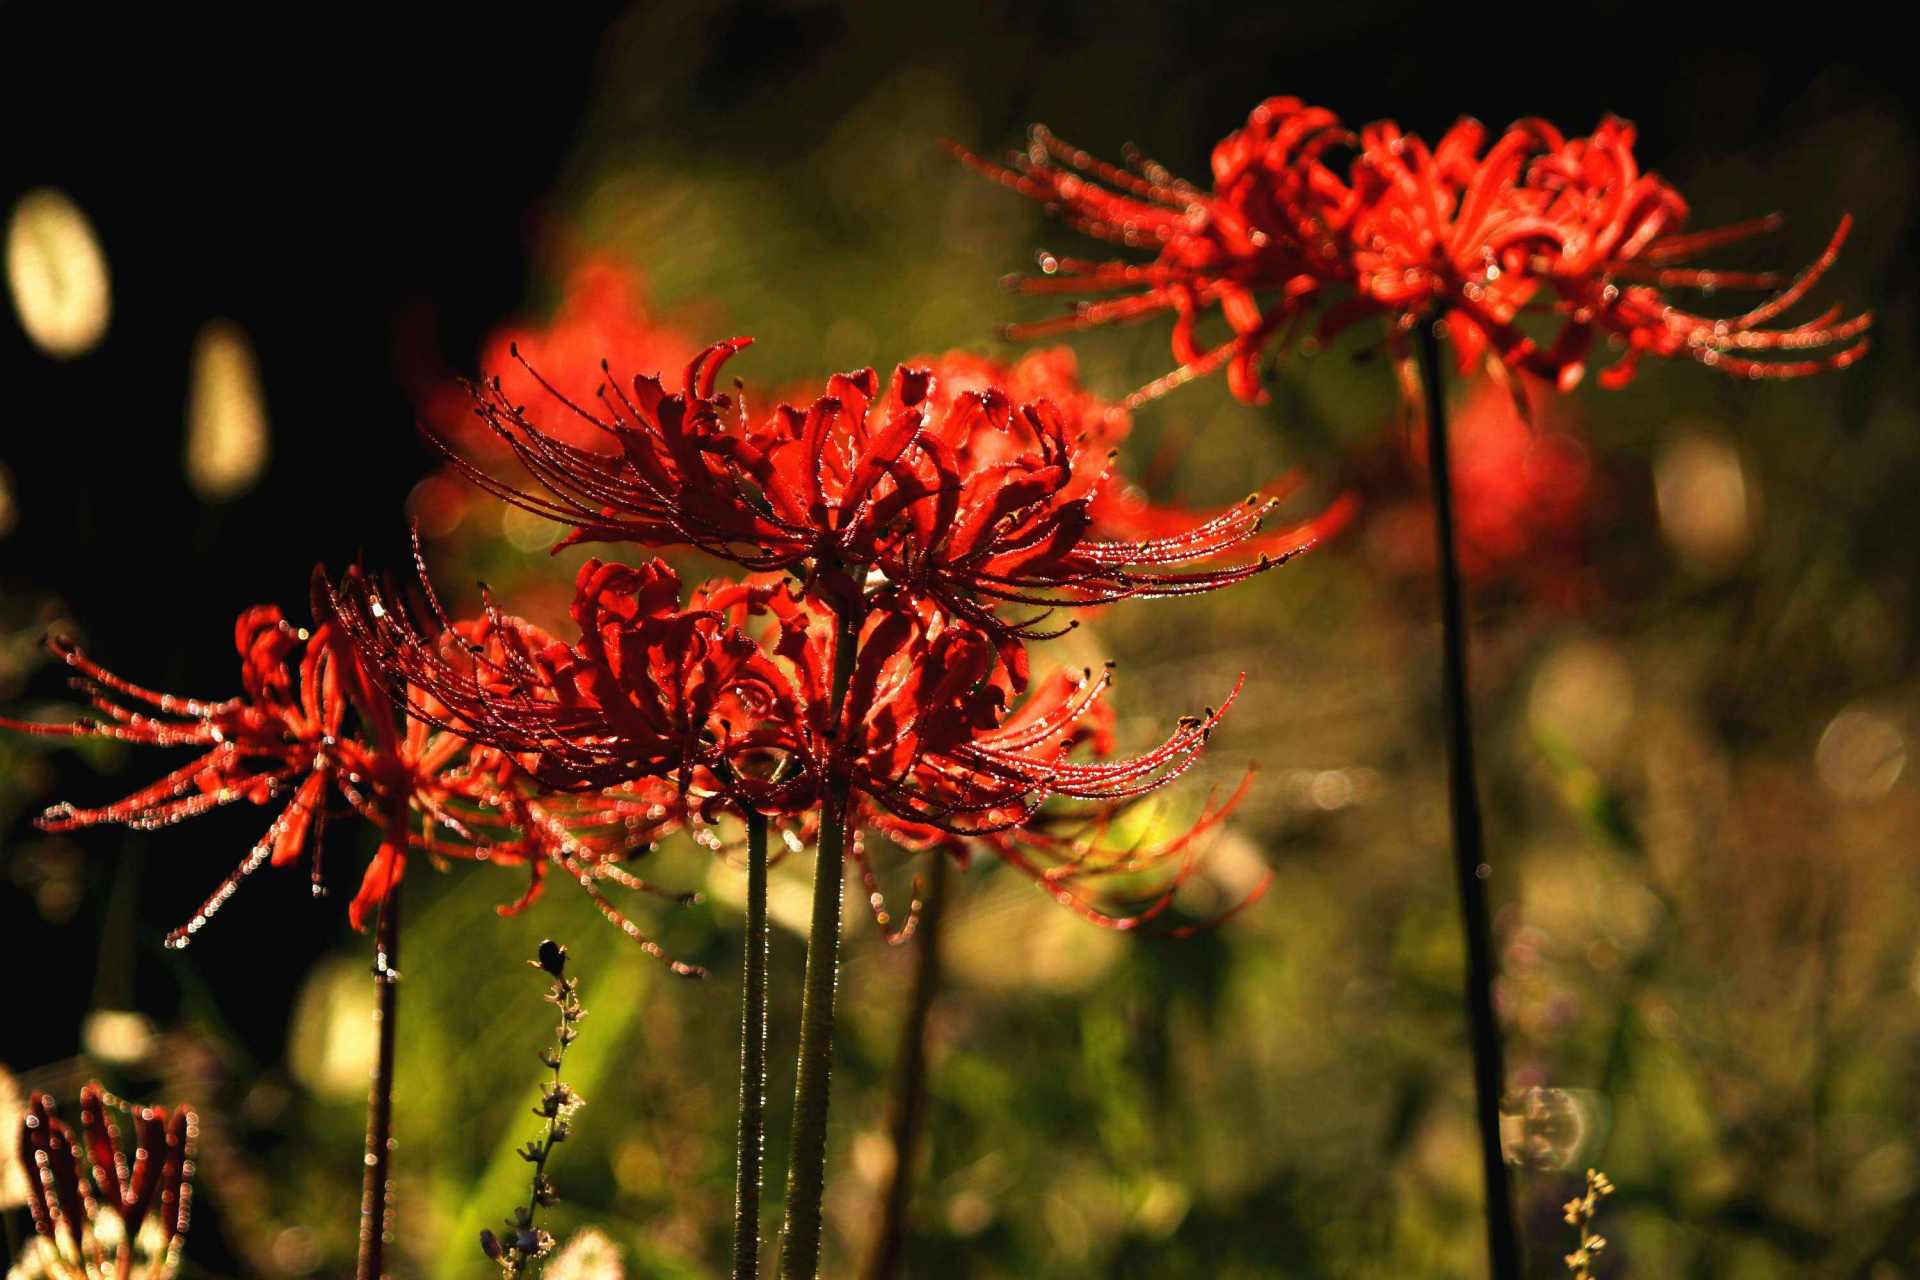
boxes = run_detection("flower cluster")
[15,1083,196,1280]
[957,98,1870,402]
[435,338,1308,643]
[340,328,1313,934]
[5,323,1304,960]
[0,598,700,966]
[408,258,712,547]
[322,333,1326,933]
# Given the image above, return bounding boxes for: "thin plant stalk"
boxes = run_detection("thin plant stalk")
[1415,321,1521,1280]
[861,850,951,1280]
[733,807,771,1280]
[777,601,862,1280]
[357,890,401,1280]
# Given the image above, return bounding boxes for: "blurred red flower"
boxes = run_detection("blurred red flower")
[424,255,707,460]
[409,255,713,545]
[1366,377,1598,609]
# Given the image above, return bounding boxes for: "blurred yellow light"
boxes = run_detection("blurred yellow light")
[287,957,378,1099]
[1528,641,1635,766]
[944,1189,995,1237]
[1815,705,1906,800]
[81,1008,159,1064]
[406,473,468,539]
[0,1066,27,1210]
[5,187,111,357]
[500,501,556,553]
[945,880,1123,992]
[545,1228,625,1280]
[186,318,271,500]
[1654,433,1756,574]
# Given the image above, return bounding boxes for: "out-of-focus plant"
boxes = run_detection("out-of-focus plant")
[11,1083,195,1280]
[1560,1168,1614,1279]
[481,940,589,1277]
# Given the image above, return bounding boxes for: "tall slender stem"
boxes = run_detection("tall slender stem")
[861,851,951,1280]
[1416,322,1521,1280]
[733,807,771,1280]
[778,602,862,1280]
[357,891,401,1280]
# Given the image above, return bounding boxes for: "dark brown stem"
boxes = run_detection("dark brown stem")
[356,892,401,1280]
[1416,322,1521,1280]
[861,851,950,1280]
[733,807,771,1280]
[777,600,861,1280]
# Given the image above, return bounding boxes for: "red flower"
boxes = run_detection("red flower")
[908,344,1355,551]
[714,578,1239,827]
[327,554,1252,931]
[1366,376,1598,609]
[19,1084,195,1277]
[437,339,1308,641]
[1,610,347,939]
[1,600,698,960]
[863,681,1261,936]
[957,98,1869,402]
[326,556,779,798]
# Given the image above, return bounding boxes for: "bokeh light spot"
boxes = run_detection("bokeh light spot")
[186,318,271,500]
[1655,433,1756,574]
[5,187,111,357]
[1815,705,1906,800]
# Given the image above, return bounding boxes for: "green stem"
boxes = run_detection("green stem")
[1416,322,1521,1280]
[861,851,951,1280]
[733,807,771,1280]
[356,892,401,1280]
[778,600,862,1280]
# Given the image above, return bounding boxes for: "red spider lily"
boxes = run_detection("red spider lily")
[910,344,1355,553]
[0,609,352,938]
[660,578,1261,937]
[324,554,1253,930]
[956,98,1869,403]
[866,739,1263,939]
[0,603,698,962]
[19,1084,195,1280]
[322,555,775,798]
[436,339,1309,643]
